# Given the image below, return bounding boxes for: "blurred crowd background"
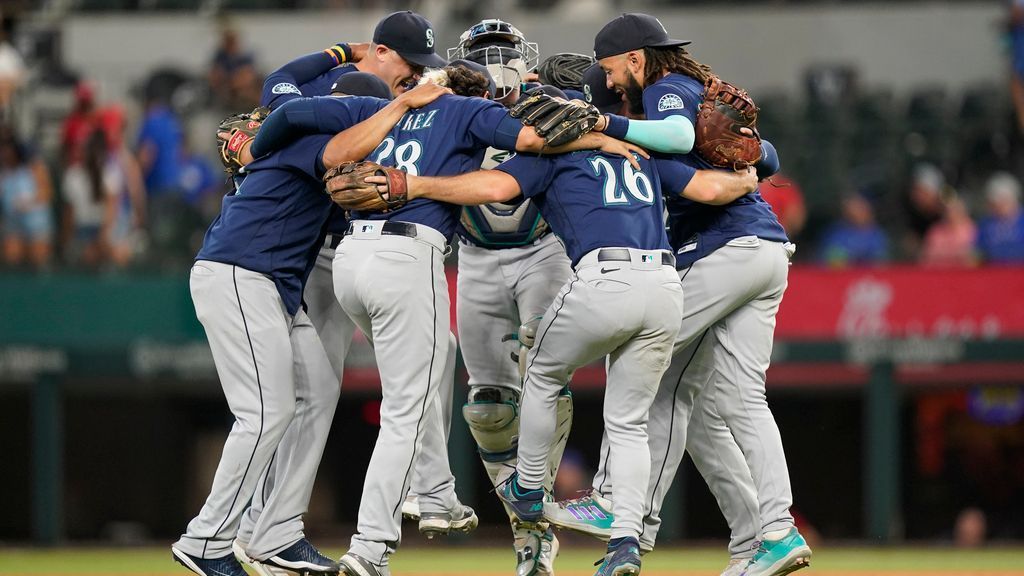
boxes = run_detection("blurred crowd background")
[0,1,1023,272]
[1,0,1023,553]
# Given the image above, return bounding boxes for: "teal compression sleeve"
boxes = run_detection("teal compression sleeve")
[624,114,695,154]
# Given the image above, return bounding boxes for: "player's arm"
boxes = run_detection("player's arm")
[683,167,759,205]
[248,83,451,163]
[261,43,358,108]
[597,113,695,154]
[756,139,780,180]
[320,84,452,167]
[514,129,647,169]
[401,170,523,205]
[657,158,759,205]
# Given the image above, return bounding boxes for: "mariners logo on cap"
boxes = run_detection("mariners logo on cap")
[426,28,434,48]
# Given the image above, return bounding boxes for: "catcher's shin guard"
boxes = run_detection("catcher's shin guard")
[545,389,573,492]
[463,385,520,488]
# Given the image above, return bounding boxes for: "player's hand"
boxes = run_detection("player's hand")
[738,165,758,192]
[217,130,254,166]
[523,72,540,83]
[598,134,648,170]
[396,82,453,109]
[364,173,420,200]
[348,42,370,62]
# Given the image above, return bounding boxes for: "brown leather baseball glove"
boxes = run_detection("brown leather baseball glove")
[323,161,409,212]
[694,76,762,169]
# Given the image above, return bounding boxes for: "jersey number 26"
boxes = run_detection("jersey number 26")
[589,156,655,206]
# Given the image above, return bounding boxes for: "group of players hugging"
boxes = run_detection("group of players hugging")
[169,9,812,576]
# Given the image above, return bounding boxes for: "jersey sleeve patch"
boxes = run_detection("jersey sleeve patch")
[657,93,685,112]
[272,82,302,95]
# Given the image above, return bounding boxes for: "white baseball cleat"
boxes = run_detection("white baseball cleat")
[231,540,289,576]
[401,494,421,521]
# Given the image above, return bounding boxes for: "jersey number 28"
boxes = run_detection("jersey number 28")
[372,137,422,175]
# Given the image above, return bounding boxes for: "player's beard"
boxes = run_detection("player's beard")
[624,73,645,116]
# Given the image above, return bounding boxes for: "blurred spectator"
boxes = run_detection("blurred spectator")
[818,192,888,266]
[207,24,260,111]
[60,82,99,166]
[178,136,223,256]
[178,137,221,212]
[136,84,183,198]
[99,105,147,254]
[61,129,133,268]
[954,507,987,547]
[976,172,1024,263]
[758,173,807,239]
[902,163,947,258]
[920,197,977,267]
[0,15,24,118]
[1,130,53,269]
[552,448,590,500]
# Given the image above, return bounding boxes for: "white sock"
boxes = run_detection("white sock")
[763,528,792,541]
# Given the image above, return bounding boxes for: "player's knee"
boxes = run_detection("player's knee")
[463,385,520,461]
[262,397,298,436]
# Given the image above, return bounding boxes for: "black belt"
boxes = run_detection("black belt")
[345,221,418,239]
[597,248,675,267]
[326,234,343,249]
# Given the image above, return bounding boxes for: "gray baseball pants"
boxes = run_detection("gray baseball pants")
[593,237,795,554]
[332,221,456,567]
[175,260,339,560]
[517,248,684,541]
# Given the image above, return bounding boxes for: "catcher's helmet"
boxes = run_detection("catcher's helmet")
[447,19,539,100]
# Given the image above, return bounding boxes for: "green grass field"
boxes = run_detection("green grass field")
[1,546,1023,575]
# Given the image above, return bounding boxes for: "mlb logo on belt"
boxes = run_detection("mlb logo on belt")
[641,254,653,263]
[361,224,376,233]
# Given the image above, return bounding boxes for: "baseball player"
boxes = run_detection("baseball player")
[432,21,573,576]
[250,65,632,576]
[229,14,475,558]
[171,79,450,576]
[547,14,810,576]
[357,135,756,576]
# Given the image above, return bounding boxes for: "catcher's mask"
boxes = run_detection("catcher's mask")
[447,19,539,101]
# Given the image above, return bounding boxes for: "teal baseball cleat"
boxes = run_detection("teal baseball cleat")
[543,488,614,540]
[740,528,812,576]
[496,472,545,524]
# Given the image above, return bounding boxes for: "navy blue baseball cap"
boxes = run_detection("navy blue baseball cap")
[373,11,447,69]
[448,58,498,99]
[594,13,690,60]
[331,72,392,99]
[581,63,622,114]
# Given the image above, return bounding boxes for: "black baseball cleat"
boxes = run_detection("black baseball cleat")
[262,538,340,575]
[171,546,248,576]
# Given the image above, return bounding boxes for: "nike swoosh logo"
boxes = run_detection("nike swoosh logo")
[600,267,619,274]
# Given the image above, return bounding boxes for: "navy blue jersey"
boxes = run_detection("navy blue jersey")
[645,73,787,268]
[495,151,688,266]
[312,93,521,240]
[262,60,358,110]
[198,97,383,315]
[262,62,361,236]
